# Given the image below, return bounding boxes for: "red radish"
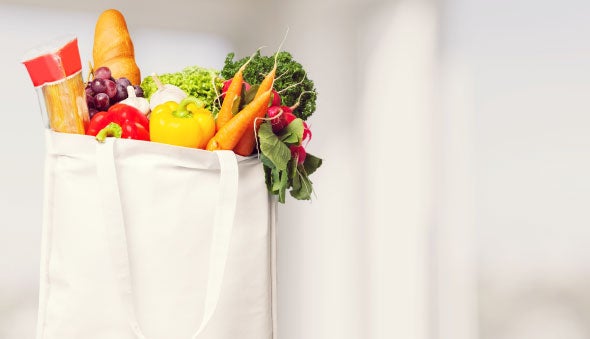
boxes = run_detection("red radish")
[283,111,296,124]
[221,79,232,97]
[267,105,295,133]
[267,106,285,132]
[221,78,251,99]
[302,121,312,143]
[270,89,281,107]
[290,145,307,165]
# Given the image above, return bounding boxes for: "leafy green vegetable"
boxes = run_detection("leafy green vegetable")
[301,153,322,176]
[220,51,318,121]
[280,118,304,144]
[140,66,224,115]
[258,121,322,202]
[291,165,313,200]
[258,122,291,171]
[291,153,322,200]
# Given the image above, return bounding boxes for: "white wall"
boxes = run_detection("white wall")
[359,1,436,339]
[441,0,590,338]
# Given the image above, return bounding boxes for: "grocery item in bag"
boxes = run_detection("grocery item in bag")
[22,36,89,134]
[93,9,141,85]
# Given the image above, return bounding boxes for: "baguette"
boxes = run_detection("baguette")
[92,9,141,84]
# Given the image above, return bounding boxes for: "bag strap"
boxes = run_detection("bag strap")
[96,138,239,339]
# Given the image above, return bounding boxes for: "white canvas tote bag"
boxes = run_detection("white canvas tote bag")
[36,130,278,339]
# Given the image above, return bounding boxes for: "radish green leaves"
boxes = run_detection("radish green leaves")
[258,121,322,202]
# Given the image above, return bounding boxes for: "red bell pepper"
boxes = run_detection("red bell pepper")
[86,103,150,141]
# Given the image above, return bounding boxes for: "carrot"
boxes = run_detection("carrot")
[255,64,277,96]
[206,89,272,151]
[232,48,281,156]
[215,49,260,131]
[233,66,277,156]
[215,67,244,131]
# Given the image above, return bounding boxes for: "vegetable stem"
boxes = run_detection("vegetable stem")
[151,73,164,90]
[96,122,123,142]
[172,97,203,118]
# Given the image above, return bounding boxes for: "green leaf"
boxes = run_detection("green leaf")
[259,153,275,169]
[258,121,322,203]
[260,153,275,192]
[258,122,291,171]
[243,84,259,106]
[280,118,304,145]
[290,165,314,200]
[291,162,301,192]
[302,153,323,176]
[271,167,282,192]
[260,152,289,203]
[289,158,297,183]
[278,169,288,203]
[280,131,299,145]
[231,95,241,115]
[263,166,272,192]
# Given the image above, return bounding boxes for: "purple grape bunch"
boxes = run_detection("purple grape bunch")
[85,66,144,119]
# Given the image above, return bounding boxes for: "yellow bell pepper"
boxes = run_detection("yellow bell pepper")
[149,97,215,149]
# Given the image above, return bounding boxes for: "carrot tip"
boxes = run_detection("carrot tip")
[206,139,220,151]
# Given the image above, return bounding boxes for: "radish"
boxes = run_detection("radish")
[270,89,281,107]
[283,110,296,125]
[290,145,307,165]
[302,121,312,143]
[267,105,296,133]
[266,106,284,133]
[221,79,232,97]
[221,78,250,99]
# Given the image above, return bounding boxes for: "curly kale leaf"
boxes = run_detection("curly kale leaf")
[220,51,317,120]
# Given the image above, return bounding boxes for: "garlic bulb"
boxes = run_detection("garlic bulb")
[121,86,150,115]
[148,73,187,110]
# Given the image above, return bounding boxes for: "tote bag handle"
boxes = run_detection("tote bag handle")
[96,138,239,339]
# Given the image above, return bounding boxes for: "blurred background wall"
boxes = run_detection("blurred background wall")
[1,0,590,338]
[440,0,590,338]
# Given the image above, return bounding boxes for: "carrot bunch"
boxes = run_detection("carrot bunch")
[206,51,278,154]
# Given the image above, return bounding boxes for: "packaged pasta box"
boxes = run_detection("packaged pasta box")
[22,36,89,134]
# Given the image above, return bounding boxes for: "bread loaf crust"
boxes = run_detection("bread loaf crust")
[92,9,141,85]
